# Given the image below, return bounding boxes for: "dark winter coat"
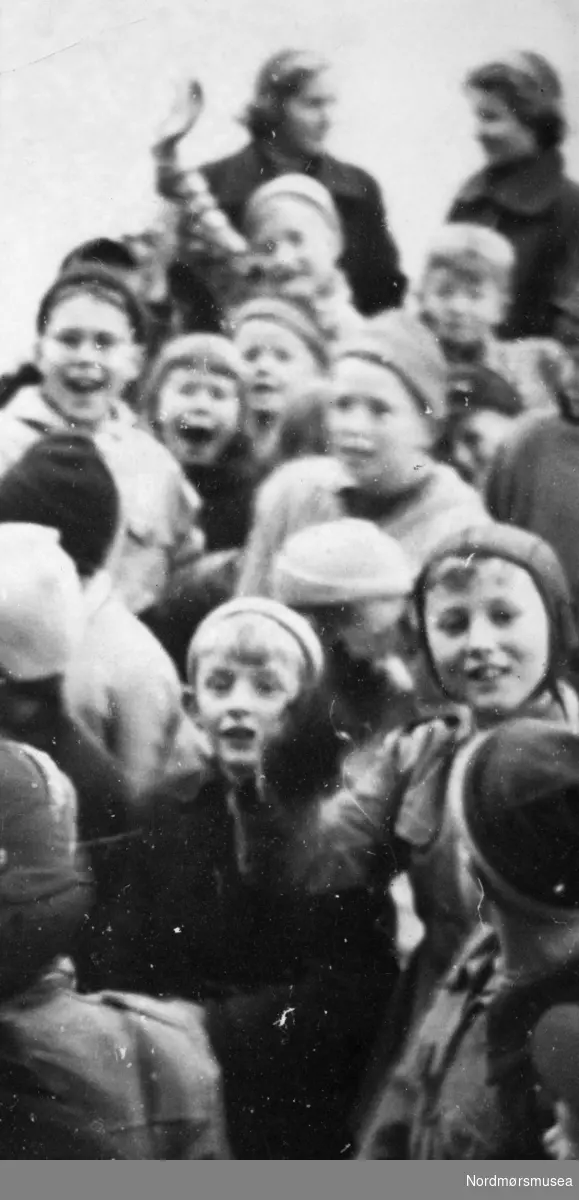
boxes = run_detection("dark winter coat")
[185,433,257,554]
[448,149,579,341]
[201,141,406,316]
[113,715,399,1159]
[486,412,579,645]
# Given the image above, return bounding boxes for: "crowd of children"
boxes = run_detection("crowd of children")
[2,43,579,1161]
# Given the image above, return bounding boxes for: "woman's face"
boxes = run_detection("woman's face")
[467,86,540,167]
[280,70,336,157]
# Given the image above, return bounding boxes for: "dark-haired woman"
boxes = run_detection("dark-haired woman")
[449,52,579,342]
[200,50,406,316]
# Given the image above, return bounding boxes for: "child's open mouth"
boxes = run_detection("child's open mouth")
[466,663,508,684]
[252,409,276,430]
[179,424,215,448]
[220,725,257,751]
[63,371,106,394]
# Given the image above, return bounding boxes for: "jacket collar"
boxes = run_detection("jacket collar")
[224,140,370,203]
[455,149,565,216]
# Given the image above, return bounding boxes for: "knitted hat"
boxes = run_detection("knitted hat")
[339,311,447,422]
[272,519,412,607]
[37,265,149,345]
[447,365,523,418]
[0,525,85,681]
[0,739,91,1000]
[228,295,331,370]
[422,224,515,289]
[0,434,120,579]
[244,175,343,252]
[456,719,579,915]
[467,52,564,132]
[414,523,578,694]
[187,597,325,685]
[532,1005,579,1111]
[143,334,246,424]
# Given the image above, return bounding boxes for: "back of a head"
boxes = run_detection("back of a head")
[0,525,85,682]
[0,739,91,1001]
[0,435,120,580]
[458,718,579,916]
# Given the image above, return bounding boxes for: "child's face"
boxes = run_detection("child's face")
[421,266,504,348]
[251,199,338,297]
[449,409,518,490]
[329,358,432,494]
[468,86,540,167]
[235,318,321,455]
[195,638,303,779]
[424,557,550,717]
[339,597,406,662]
[157,366,241,467]
[36,293,141,426]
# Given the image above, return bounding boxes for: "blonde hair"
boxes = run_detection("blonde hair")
[189,614,309,684]
[420,223,515,293]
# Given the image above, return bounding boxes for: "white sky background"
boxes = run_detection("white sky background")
[1,0,578,369]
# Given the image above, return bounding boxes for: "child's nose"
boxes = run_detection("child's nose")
[465,614,496,651]
[227,681,253,712]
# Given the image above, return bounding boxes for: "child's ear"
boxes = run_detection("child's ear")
[182,684,198,719]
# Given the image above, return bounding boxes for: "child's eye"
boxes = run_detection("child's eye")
[274,349,291,363]
[436,612,469,636]
[56,332,82,349]
[255,677,281,696]
[334,395,353,412]
[206,672,233,694]
[369,399,390,419]
[490,606,516,627]
[95,334,117,351]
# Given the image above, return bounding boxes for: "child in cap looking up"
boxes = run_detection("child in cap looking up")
[0,267,204,620]
[273,518,416,740]
[228,294,330,464]
[115,598,397,1159]
[417,223,574,413]
[238,310,486,597]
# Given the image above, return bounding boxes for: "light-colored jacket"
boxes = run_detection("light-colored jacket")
[65,573,207,797]
[0,388,204,614]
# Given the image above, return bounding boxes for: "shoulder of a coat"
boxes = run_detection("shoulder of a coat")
[201,143,262,194]
[319,155,378,199]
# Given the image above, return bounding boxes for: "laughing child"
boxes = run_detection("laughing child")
[293,523,579,1042]
[116,598,398,1158]
[144,333,256,553]
[0,267,204,619]
[228,294,330,464]
[242,174,362,342]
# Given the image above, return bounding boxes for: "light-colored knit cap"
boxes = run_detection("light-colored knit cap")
[187,596,325,685]
[273,519,412,607]
[244,174,344,252]
[0,524,84,680]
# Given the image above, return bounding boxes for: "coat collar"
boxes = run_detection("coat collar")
[210,140,370,205]
[454,149,566,217]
